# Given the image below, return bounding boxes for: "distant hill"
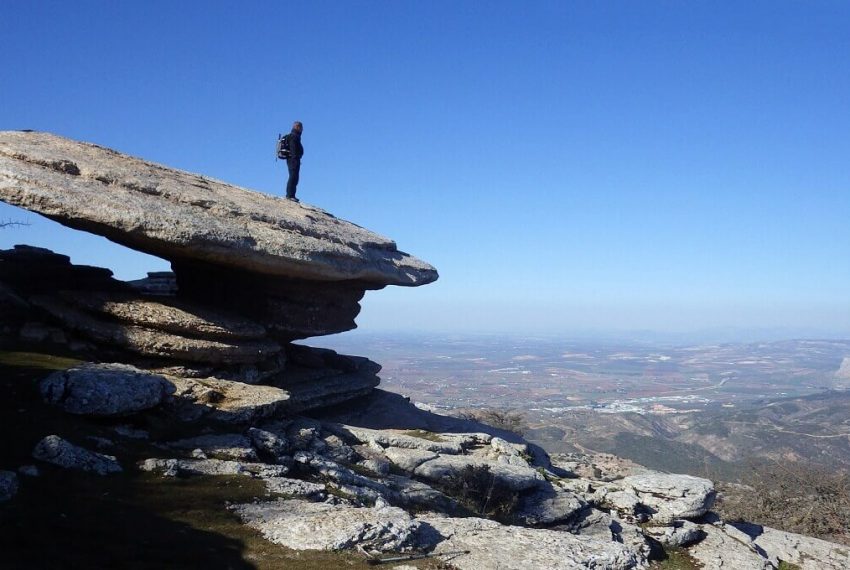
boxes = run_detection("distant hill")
[525,390,850,480]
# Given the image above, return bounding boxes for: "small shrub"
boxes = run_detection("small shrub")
[456,408,527,436]
[440,464,518,522]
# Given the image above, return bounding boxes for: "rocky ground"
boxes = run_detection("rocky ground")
[1,132,848,569]
[3,349,847,569]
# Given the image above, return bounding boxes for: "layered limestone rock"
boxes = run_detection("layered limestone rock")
[0,131,436,286]
[0,132,438,413]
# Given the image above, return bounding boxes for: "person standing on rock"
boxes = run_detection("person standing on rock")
[285,121,304,201]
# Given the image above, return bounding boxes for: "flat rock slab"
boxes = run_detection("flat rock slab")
[416,515,644,570]
[31,295,280,364]
[619,472,715,522]
[164,374,290,424]
[32,435,122,475]
[339,425,465,454]
[231,499,419,552]
[383,447,439,472]
[41,363,168,416]
[59,290,267,340]
[140,458,289,478]
[0,131,437,286]
[731,523,850,570]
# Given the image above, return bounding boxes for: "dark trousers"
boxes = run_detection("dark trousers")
[286,159,300,198]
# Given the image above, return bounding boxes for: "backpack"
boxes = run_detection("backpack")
[276,133,291,160]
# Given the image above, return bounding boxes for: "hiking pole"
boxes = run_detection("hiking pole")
[365,550,470,565]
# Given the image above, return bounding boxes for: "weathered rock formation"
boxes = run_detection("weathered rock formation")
[4,132,848,569]
[0,131,438,413]
[0,130,436,342]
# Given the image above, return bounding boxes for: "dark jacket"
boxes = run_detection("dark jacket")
[287,130,304,161]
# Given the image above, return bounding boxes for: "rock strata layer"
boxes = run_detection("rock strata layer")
[0,131,437,286]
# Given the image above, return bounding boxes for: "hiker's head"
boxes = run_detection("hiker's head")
[292,121,303,133]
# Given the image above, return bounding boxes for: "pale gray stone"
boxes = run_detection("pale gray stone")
[643,520,704,547]
[513,484,587,526]
[358,458,391,477]
[40,363,168,416]
[248,427,290,460]
[139,457,289,478]
[595,489,645,521]
[0,131,437,286]
[0,471,19,502]
[414,454,545,492]
[334,425,465,454]
[231,499,420,551]
[293,452,398,501]
[416,515,645,570]
[731,522,850,570]
[321,435,357,464]
[32,435,122,475]
[687,523,772,569]
[285,418,322,451]
[263,477,326,498]
[383,447,438,472]
[383,474,457,512]
[619,472,715,522]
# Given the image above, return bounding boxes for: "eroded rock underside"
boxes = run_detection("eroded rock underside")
[2,132,847,569]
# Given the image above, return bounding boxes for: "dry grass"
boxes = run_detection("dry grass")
[716,459,850,545]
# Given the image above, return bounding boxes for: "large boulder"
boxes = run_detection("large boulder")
[41,363,169,416]
[618,472,715,522]
[0,131,437,287]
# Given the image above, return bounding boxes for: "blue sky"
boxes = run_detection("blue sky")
[1,1,848,337]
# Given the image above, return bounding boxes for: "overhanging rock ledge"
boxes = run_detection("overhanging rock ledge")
[0,130,438,287]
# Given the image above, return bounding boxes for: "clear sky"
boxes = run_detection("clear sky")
[1,1,848,338]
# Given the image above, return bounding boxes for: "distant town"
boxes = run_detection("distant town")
[312,333,850,421]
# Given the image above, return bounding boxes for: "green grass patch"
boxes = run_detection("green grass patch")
[403,429,447,442]
[0,350,80,370]
[649,546,702,570]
